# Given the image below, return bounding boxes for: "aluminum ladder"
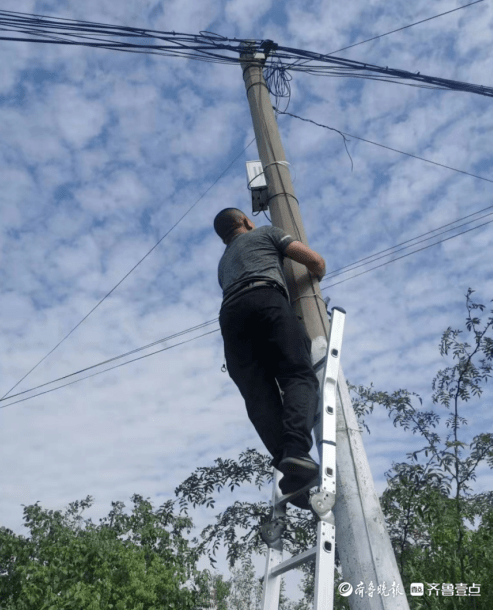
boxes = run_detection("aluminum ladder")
[260,306,346,610]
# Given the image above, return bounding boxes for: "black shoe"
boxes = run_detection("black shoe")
[278,450,319,479]
[287,491,312,511]
[279,474,317,511]
[279,473,315,494]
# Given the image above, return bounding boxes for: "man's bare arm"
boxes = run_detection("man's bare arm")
[284,241,326,281]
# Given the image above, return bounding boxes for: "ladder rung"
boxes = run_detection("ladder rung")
[270,547,316,577]
[313,356,326,372]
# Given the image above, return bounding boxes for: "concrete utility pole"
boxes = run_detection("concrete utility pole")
[240,54,328,341]
[240,47,410,610]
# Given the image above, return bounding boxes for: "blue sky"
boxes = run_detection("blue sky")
[1,0,492,601]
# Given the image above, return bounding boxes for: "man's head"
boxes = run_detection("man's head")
[213,208,255,245]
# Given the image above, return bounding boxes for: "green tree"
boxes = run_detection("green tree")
[175,449,305,568]
[223,558,262,610]
[0,494,209,610]
[350,289,493,608]
[175,449,348,609]
[176,290,492,609]
[196,569,232,610]
[222,556,307,610]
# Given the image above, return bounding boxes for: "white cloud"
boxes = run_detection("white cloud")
[152,0,221,33]
[76,169,151,216]
[49,84,107,148]
[0,167,36,229]
[225,0,273,33]
[0,1,492,602]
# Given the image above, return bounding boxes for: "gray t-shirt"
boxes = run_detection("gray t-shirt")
[218,225,296,304]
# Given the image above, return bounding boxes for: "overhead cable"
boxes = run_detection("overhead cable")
[0,137,255,401]
[0,329,219,410]
[320,217,493,289]
[2,211,492,409]
[0,319,219,404]
[322,210,493,281]
[0,9,492,98]
[277,110,493,185]
[322,204,493,279]
[289,0,484,69]
[331,0,484,55]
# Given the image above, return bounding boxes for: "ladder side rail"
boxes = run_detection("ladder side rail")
[261,318,330,610]
[261,468,285,610]
[312,307,346,610]
[261,309,353,610]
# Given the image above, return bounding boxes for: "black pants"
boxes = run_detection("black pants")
[219,287,319,469]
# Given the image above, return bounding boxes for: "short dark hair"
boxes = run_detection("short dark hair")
[213,208,247,242]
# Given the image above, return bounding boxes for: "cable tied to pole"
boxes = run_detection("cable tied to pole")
[266,192,299,206]
[291,294,328,307]
[263,159,291,173]
[246,160,295,191]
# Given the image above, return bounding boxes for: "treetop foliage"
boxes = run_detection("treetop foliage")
[1,290,492,609]
[0,494,208,610]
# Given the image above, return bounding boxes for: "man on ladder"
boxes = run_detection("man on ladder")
[214,207,326,509]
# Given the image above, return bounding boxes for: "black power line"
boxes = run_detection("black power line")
[0,329,220,410]
[0,138,255,401]
[0,319,219,403]
[0,6,491,406]
[277,110,493,185]
[2,212,491,410]
[320,217,493,289]
[291,0,484,66]
[332,0,485,54]
[322,205,493,280]
[0,9,492,98]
